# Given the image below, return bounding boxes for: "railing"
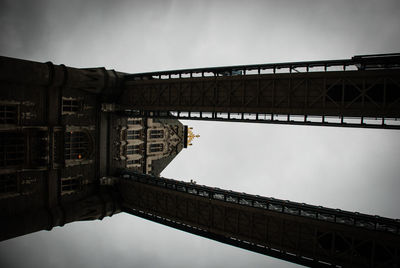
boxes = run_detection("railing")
[120,54,400,129]
[124,53,400,81]
[121,110,400,129]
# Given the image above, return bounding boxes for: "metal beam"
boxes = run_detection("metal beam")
[119,54,400,129]
[119,171,400,268]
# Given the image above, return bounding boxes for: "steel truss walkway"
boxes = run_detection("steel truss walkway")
[120,53,400,129]
[118,171,400,268]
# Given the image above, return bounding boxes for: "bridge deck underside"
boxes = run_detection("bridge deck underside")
[118,173,400,268]
[121,70,400,129]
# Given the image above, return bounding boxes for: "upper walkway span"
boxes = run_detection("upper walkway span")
[119,53,400,129]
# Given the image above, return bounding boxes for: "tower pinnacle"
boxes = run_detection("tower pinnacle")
[187,127,200,146]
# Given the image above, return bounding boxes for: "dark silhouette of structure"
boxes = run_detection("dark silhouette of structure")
[0,54,399,267]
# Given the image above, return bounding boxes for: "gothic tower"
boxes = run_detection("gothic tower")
[0,56,190,241]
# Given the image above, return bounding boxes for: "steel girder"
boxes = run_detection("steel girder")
[120,54,400,129]
[118,172,400,268]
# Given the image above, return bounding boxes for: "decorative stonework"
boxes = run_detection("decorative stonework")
[187,127,200,146]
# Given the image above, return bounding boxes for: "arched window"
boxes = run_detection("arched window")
[64,131,90,160]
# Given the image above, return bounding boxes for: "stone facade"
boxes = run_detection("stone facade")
[112,116,187,175]
[0,56,187,241]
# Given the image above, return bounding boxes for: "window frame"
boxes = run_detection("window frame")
[126,145,141,155]
[127,159,141,165]
[127,118,142,125]
[127,130,141,140]
[0,173,18,195]
[64,131,90,161]
[0,132,25,167]
[61,175,83,195]
[62,97,83,115]
[149,143,164,153]
[0,104,18,124]
[149,129,164,139]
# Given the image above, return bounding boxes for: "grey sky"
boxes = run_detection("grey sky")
[1,0,400,267]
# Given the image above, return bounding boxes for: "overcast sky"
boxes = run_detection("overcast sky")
[1,0,400,267]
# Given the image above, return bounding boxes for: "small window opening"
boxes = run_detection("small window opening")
[126,145,141,155]
[0,105,17,124]
[127,130,141,140]
[127,118,142,125]
[62,98,82,114]
[0,173,17,194]
[127,159,141,165]
[150,130,164,139]
[61,175,83,195]
[149,143,163,153]
[0,132,24,167]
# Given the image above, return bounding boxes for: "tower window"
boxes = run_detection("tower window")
[0,132,25,167]
[61,175,83,195]
[0,105,17,124]
[127,118,142,125]
[127,130,141,140]
[62,98,82,115]
[149,143,163,153]
[127,145,141,155]
[64,131,90,160]
[0,173,17,194]
[150,130,164,139]
[127,159,141,165]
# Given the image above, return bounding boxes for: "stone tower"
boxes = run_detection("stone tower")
[0,56,189,240]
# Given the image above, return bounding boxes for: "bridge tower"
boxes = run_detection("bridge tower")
[1,54,399,267]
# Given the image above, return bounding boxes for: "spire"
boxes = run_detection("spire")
[187,127,200,146]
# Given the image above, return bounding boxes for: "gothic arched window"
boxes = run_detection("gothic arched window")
[64,131,90,160]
